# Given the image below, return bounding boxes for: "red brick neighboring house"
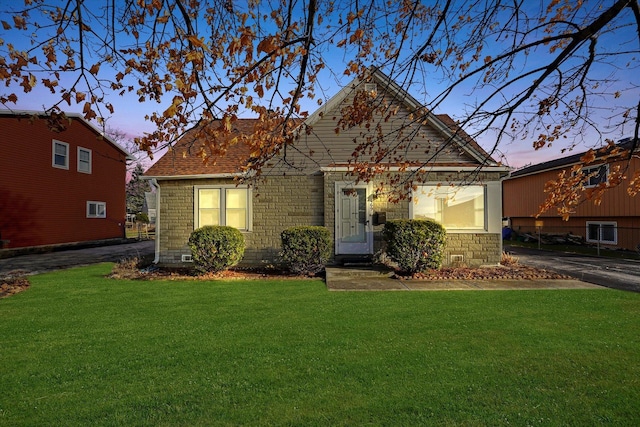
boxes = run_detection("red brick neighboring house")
[0,110,130,249]
[503,138,640,250]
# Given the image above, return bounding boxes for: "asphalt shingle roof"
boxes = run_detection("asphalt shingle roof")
[145,119,257,177]
[509,138,636,178]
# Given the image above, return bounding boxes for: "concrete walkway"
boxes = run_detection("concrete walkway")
[325,266,605,291]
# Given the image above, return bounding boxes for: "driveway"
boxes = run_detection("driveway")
[504,243,640,293]
[0,240,155,277]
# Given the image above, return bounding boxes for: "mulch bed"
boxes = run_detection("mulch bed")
[397,265,572,281]
[0,271,31,299]
[125,264,569,282]
[0,264,571,299]
[110,265,320,281]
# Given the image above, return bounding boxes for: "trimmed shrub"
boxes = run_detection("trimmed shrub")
[188,226,245,273]
[281,226,332,275]
[382,219,447,274]
[135,212,150,224]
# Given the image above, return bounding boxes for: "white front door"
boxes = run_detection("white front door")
[335,184,373,255]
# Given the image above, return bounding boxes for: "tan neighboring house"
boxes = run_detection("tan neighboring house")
[144,69,509,267]
[503,138,640,250]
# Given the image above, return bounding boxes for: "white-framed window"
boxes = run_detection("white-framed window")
[582,164,608,187]
[411,185,486,231]
[77,147,92,173]
[194,186,252,231]
[586,221,617,244]
[87,201,106,218]
[52,140,69,169]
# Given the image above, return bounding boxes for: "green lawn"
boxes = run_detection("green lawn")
[1,264,639,426]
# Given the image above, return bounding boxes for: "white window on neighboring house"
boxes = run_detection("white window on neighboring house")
[195,186,252,231]
[78,147,92,173]
[582,164,608,187]
[52,140,69,169]
[411,185,486,231]
[586,221,617,244]
[87,201,106,218]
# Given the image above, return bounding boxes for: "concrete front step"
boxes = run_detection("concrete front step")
[325,266,393,279]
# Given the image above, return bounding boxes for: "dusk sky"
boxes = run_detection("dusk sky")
[7,70,634,170]
[2,1,637,170]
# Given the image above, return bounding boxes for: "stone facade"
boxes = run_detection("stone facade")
[443,233,502,266]
[156,171,503,268]
[156,175,324,266]
[246,174,324,264]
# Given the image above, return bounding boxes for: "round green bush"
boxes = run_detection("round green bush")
[382,219,447,274]
[280,226,332,275]
[135,212,150,224]
[188,226,245,273]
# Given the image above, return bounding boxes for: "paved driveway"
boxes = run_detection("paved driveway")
[504,243,640,293]
[0,240,155,277]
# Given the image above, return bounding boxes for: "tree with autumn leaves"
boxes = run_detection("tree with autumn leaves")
[0,0,638,218]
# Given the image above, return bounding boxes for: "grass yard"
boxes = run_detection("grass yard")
[1,264,639,426]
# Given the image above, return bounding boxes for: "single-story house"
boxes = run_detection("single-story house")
[144,69,509,267]
[503,138,640,250]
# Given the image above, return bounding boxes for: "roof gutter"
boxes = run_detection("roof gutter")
[142,173,245,181]
[320,165,510,173]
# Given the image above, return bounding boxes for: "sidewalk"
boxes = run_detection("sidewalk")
[325,266,604,291]
[0,240,155,277]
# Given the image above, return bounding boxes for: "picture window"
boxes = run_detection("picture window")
[411,185,486,230]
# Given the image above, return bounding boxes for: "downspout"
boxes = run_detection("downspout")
[149,178,161,264]
[499,170,512,263]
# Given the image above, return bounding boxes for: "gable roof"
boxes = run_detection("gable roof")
[0,109,133,159]
[303,67,496,165]
[145,69,502,179]
[508,138,637,179]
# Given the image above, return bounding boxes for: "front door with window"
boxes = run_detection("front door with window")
[335,184,372,255]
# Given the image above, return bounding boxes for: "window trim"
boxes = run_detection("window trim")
[582,164,608,188]
[86,201,106,218]
[52,140,69,169]
[77,147,92,174]
[194,185,252,231]
[410,184,488,232]
[586,221,617,245]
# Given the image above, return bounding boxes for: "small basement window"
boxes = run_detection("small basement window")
[586,221,617,244]
[87,201,106,218]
